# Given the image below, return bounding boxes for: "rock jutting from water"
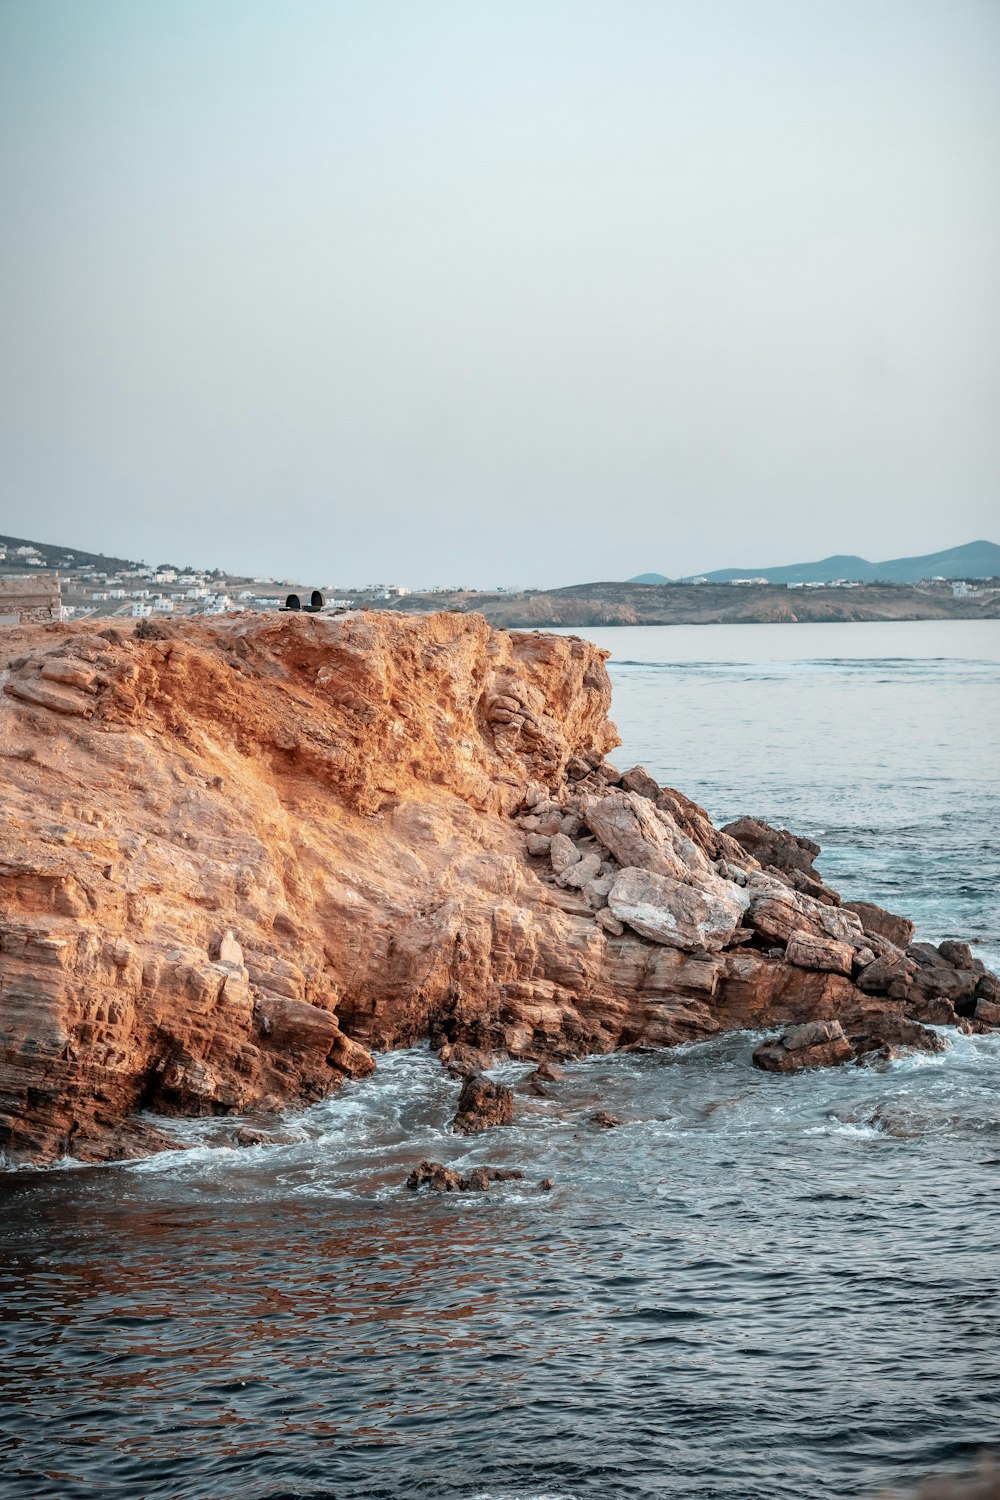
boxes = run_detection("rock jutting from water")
[0,609,996,1165]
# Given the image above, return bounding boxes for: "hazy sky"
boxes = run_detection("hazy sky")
[2,1,998,586]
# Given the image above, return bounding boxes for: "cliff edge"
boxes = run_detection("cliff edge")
[1,611,995,1164]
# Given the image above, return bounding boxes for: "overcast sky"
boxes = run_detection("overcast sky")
[1,1,998,587]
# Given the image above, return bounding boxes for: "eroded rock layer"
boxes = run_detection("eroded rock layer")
[0,611,995,1164]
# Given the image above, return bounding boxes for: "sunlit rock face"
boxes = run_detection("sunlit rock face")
[0,609,995,1165]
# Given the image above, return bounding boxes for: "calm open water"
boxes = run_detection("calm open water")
[2,620,999,1500]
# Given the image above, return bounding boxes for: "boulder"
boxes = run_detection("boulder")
[216,929,244,967]
[327,1031,376,1078]
[785,931,854,976]
[938,939,975,970]
[589,1110,622,1128]
[852,1016,948,1063]
[907,942,950,968]
[855,953,912,998]
[528,1060,564,1082]
[559,852,603,890]
[841,900,915,949]
[752,1019,854,1073]
[620,765,661,802]
[974,998,1000,1027]
[910,962,978,1007]
[440,1042,497,1078]
[608,866,749,953]
[525,833,551,857]
[451,1075,514,1135]
[254,995,339,1053]
[583,791,711,884]
[549,833,581,876]
[595,907,625,937]
[722,816,820,877]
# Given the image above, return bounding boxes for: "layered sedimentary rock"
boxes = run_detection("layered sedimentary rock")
[0,610,995,1164]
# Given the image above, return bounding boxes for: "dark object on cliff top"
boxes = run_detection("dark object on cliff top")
[281,590,324,613]
[451,1074,514,1135]
[406,1159,524,1192]
[133,618,175,641]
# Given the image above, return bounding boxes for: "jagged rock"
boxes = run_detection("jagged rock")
[974,998,1000,1026]
[584,791,713,884]
[852,1015,948,1064]
[620,765,661,801]
[589,1110,622,1127]
[785,931,855,976]
[841,899,915,949]
[723,816,819,876]
[752,1019,854,1073]
[907,995,959,1027]
[938,939,975,970]
[656,786,750,867]
[908,953,978,1006]
[452,1075,514,1134]
[746,876,863,949]
[608,866,749,952]
[907,942,950,968]
[855,953,913,998]
[406,1159,525,1191]
[975,973,999,1003]
[525,833,551,857]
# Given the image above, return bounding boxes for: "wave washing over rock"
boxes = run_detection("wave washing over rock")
[1,610,997,1165]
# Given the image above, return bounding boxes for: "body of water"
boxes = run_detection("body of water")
[2,620,998,1500]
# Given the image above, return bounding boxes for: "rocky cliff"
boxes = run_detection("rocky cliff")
[1,611,995,1164]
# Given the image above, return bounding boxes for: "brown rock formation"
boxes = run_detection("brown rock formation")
[451,1074,515,1134]
[406,1160,525,1192]
[0,610,995,1165]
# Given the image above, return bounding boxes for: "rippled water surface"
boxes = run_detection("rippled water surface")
[2,621,999,1500]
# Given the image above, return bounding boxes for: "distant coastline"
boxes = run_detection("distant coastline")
[2,530,998,629]
[386,579,1000,629]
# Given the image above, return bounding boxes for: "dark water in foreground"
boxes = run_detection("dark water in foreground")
[2,621,999,1500]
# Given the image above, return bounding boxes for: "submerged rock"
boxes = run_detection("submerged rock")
[406,1159,525,1192]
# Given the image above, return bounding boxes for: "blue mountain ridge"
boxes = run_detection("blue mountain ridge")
[629,540,1000,586]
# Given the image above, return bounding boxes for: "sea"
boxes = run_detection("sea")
[1,620,998,1500]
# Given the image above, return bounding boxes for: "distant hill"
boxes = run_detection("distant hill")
[629,541,1000,586]
[0,533,139,572]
